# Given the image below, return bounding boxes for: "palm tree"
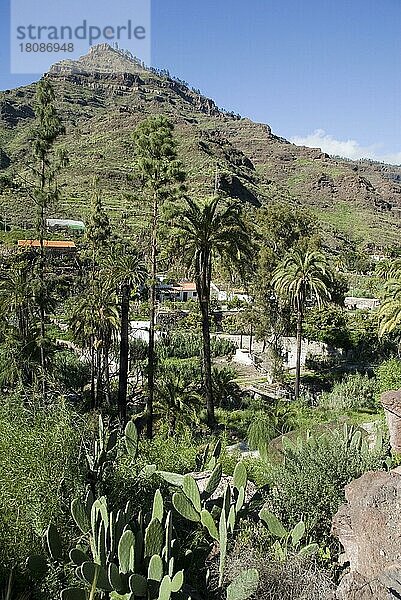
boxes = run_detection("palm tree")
[378,277,401,337]
[272,248,333,401]
[173,196,251,427]
[106,244,147,424]
[375,258,401,339]
[211,365,242,408]
[376,258,401,281]
[155,371,201,435]
[0,252,49,387]
[69,280,119,408]
[0,254,35,347]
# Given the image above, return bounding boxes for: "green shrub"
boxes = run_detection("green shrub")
[139,425,200,473]
[105,425,200,513]
[266,426,388,548]
[248,413,275,458]
[318,372,377,411]
[130,337,148,362]
[217,543,335,600]
[130,300,150,320]
[158,357,201,384]
[376,358,401,394]
[346,310,396,362]
[211,336,237,358]
[226,297,249,310]
[304,305,349,349]
[157,333,236,359]
[212,365,242,408]
[51,350,91,392]
[247,402,299,458]
[0,395,87,573]
[173,310,202,332]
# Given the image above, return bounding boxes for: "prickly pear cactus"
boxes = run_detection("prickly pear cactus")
[85,414,119,494]
[158,443,252,595]
[28,487,185,600]
[226,568,259,600]
[259,507,318,561]
[125,420,138,459]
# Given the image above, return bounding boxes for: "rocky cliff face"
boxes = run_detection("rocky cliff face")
[48,43,148,75]
[0,99,35,127]
[332,469,401,599]
[47,44,221,116]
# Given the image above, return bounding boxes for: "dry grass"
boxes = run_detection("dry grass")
[208,544,336,600]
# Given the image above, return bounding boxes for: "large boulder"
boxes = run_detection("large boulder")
[334,572,388,600]
[332,469,401,599]
[188,470,257,503]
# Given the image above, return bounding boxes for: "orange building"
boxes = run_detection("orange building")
[17,240,76,250]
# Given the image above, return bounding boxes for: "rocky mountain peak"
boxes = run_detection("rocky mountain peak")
[48,43,148,76]
[46,43,222,117]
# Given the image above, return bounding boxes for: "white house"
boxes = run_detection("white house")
[344,297,380,310]
[171,282,198,302]
[211,282,251,304]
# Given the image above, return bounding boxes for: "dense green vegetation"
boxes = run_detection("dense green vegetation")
[2,78,401,600]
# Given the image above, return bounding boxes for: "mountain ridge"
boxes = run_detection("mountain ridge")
[1,44,401,247]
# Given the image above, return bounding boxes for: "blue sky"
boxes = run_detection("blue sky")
[1,0,401,163]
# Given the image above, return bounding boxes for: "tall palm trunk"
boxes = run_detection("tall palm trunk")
[118,282,130,424]
[197,250,216,428]
[104,346,111,405]
[147,192,158,439]
[95,346,103,408]
[200,294,215,426]
[295,307,303,402]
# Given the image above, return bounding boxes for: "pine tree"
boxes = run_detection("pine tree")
[132,116,185,438]
[29,79,67,396]
[85,178,112,272]
[82,180,113,407]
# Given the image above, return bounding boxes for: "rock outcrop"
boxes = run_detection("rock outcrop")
[381,390,401,453]
[47,44,222,116]
[0,100,35,127]
[332,469,401,599]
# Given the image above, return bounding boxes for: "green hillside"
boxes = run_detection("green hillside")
[1,43,401,246]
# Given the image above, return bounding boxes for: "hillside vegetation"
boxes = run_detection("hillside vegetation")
[2,45,401,600]
[1,44,401,246]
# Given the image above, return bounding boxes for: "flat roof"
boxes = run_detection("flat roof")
[18,240,76,249]
[173,282,197,292]
[46,219,85,229]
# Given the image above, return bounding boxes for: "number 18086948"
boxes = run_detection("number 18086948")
[19,43,74,52]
